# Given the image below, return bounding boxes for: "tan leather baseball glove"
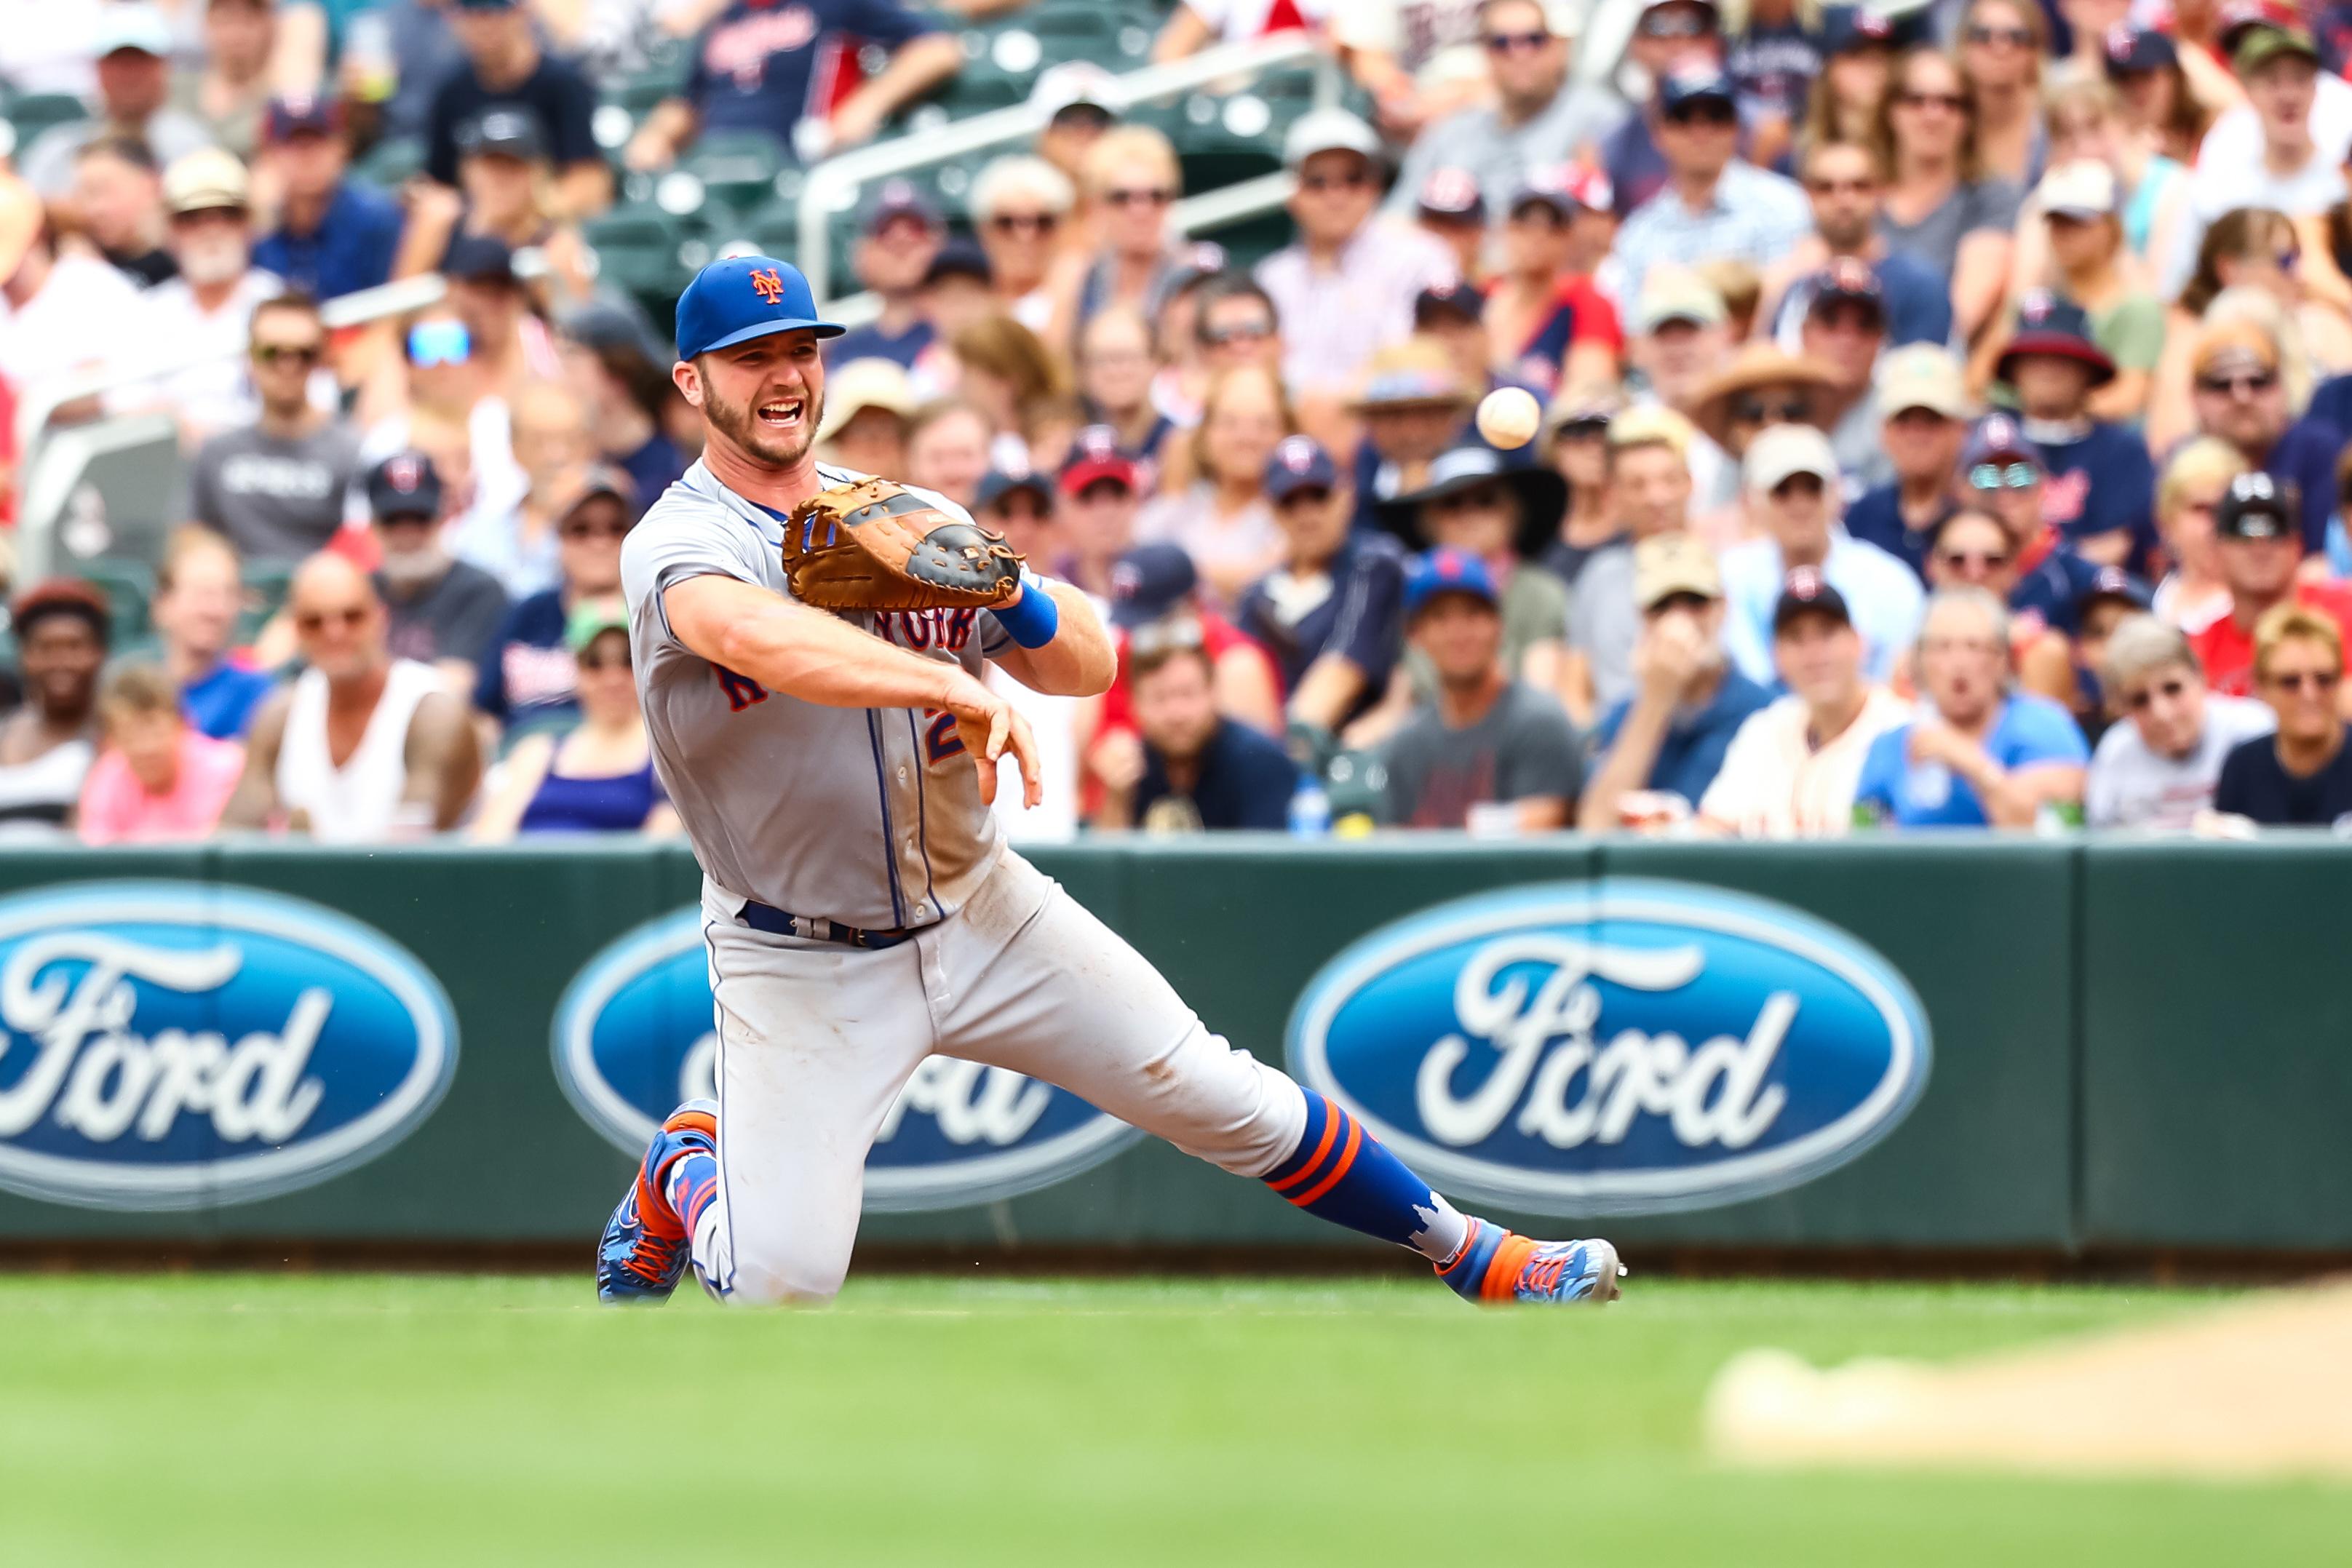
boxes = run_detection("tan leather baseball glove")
[781,477,1024,612]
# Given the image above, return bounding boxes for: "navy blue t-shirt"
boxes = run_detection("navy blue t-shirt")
[1844,485,1949,582]
[473,589,578,732]
[1136,718,1299,829]
[424,56,601,186]
[2032,421,2156,561]
[686,0,937,148]
[252,180,403,301]
[2307,370,2352,435]
[1602,114,1669,218]
[1232,536,1407,720]
[827,316,935,370]
[1591,670,1776,807]
[2261,415,2345,552]
[618,432,688,514]
[1730,20,1820,126]
[2009,534,2109,637]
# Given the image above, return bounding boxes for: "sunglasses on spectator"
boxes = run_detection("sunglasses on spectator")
[1968,461,2038,490]
[1806,177,1876,196]
[1965,23,2035,46]
[1734,397,1811,423]
[1666,102,1739,127]
[1637,11,1712,37]
[2196,372,2277,397]
[407,319,472,366]
[2268,668,2341,693]
[1936,547,2011,571]
[1898,90,1969,111]
[560,517,633,542]
[988,212,1058,236]
[296,607,369,633]
[993,501,1051,525]
[1485,29,1549,52]
[1300,169,1372,192]
[2123,677,2190,711]
[577,648,632,672]
[253,341,322,366]
[1205,319,1274,346]
[1105,186,1172,207]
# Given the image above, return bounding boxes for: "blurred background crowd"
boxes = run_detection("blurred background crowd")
[7,0,2352,846]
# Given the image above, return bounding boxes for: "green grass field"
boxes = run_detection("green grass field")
[3,1273,2343,1566]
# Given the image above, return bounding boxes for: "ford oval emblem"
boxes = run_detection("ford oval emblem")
[553,912,1140,1211]
[1286,879,1931,1216]
[0,881,458,1211]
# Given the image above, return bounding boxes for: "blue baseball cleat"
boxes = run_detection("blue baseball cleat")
[1436,1218,1625,1305]
[595,1099,719,1304]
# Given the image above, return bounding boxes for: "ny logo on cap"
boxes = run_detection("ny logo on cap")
[750,268,786,305]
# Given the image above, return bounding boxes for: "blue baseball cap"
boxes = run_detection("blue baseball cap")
[1660,66,1739,116]
[1263,434,1338,502]
[1403,546,1499,618]
[1108,544,1199,629]
[675,255,843,359]
[975,467,1052,512]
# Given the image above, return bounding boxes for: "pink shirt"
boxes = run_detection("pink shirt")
[77,731,245,845]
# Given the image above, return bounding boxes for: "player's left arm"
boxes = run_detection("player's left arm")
[986,578,1117,699]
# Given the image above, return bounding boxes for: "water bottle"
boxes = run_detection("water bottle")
[1287,780,1331,837]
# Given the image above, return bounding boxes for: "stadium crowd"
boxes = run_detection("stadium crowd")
[7,0,2352,844]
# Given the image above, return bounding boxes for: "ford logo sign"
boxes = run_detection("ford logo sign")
[1287,879,1930,1216]
[0,881,458,1211]
[554,912,1140,1210]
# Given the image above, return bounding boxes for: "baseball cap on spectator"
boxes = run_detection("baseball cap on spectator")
[1744,421,1840,496]
[1996,291,2116,386]
[2217,0,2301,53]
[1877,343,1974,420]
[1509,167,1586,221]
[1639,0,1721,36]
[552,462,637,522]
[2217,470,2298,540]
[1060,425,1143,495]
[1108,543,1197,627]
[1959,413,2042,470]
[1403,546,1500,618]
[1804,257,1885,324]
[975,467,1052,511]
[1348,339,1473,411]
[163,148,250,216]
[1607,404,1696,456]
[1631,268,1728,333]
[2191,319,2281,381]
[864,178,942,235]
[2102,25,2177,75]
[1773,567,1852,633]
[922,239,993,288]
[1659,65,1739,117]
[1415,167,1485,222]
[1282,107,1383,170]
[1413,279,1486,325]
[456,107,548,162]
[1821,7,1896,54]
[1030,61,1119,126]
[815,357,918,444]
[2231,18,2319,73]
[1634,532,1723,610]
[1263,434,1338,502]
[445,231,519,285]
[676,255,843,355]
[264,95,343,143]
[367,450,445,522]
[2079,565,2153,613]
[2036,159,2119,220]
[564,598,630,653]
[1541,391,1618,450]
[1156,242,1232,307]
[9,577,111,640]
[1378,444,1567,559]
[95,2,172,57]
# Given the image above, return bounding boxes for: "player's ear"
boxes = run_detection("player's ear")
[673,357,704,409]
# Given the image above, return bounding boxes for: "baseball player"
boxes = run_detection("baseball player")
[597,255,1623,1308]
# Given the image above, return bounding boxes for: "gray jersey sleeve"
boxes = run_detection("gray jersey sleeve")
[621,496,775,647]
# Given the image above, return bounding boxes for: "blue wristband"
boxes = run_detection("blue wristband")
[995,575,1060,649]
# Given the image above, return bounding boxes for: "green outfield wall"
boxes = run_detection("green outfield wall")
[0,838,2340,1257]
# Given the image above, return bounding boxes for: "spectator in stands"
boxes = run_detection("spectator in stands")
[1380,546,1581,830]
[2161,215,2351,451]
[1140,247,1233,431]
[1236,436,1405,740]
[558,303,686,505]
[1795,260,1893,487]
[252,95,404,302]
[475,465,634,741]
[191,292,362,565]
[175,0,277,159]
[1763,140,1953,350]
[974,466,1054,563]
[410,108,594,303]
[0,579,107,836]
[1192,272,1288,386]
[1853,586,2089,828]
[1998,294,2154,569]
[904,398,995,511]
[151,528,276,741]
[1481,170,1618,399]
[2191,472,2352,703]
[1801,9,1896,154]
[1685,341,1840,516]
[424,0,608,218]
[1378,442,1570,699]
[1955,416,2103,641]
[2086,614,2274,829]
[2166,23,2343,306]
[1336,0,1489,141]
[1718,423,1923,688]
[1074,308,1169,465]
[1258,109,1453,426]
[626,0,958,172]
[442,234,560,400]
[20,4,213,200]
[1137,365,1292,610]
[368,449,510,696]
[370,0,470,147]
[1955,0,2046,186]
[1047,127,1190,357]
[472,598,673,838]
[1601,0,1728,215]
[1578,533,1771,832]
[2214,602,2352,824]
[1411,281,1496,409]
[1387,0,1626,220]
[1027,63,1116,189]
[1608,65,1812,309]
[1570,407,1700,722]
[223,554,482,840]
[1091,620,1297,833]
[1411,170,1487,286]
[131,148,287,444]
[1537,395,1620,592]
[1153,0,1324,60]
[2152,437,2246,634]
[2187,321,2343,554]
[1875,47,2020,341]
[361,306,522,530]
[71,136,175,288]
[1097,541,1282,736]
[1846,344,1971,581]
[949,313,1071,466]
[1622,275,1732,514]
[76,662,245,845]
[826,183,947,375]
[1057,429,1145,602]
[972,155,1073,334]
[1699,571,1912,838]
[814,358,918,480]
[453,378,591,596]
[2021,159,2165,425]
[1727,0,1817,171]
[918,240,1000,351]
[2105,25,2206,167]
[1346,338,1475,532]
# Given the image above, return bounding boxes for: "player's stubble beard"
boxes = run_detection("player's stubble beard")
[704,378,825,473]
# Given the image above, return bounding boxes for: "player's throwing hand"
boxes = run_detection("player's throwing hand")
[944,674,1044,809]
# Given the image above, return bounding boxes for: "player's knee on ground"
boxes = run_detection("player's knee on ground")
[693,1206,854,1306]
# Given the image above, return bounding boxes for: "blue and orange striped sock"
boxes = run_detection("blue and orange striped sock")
[659,1150,720,1236]
[1262,1090,1469,1263]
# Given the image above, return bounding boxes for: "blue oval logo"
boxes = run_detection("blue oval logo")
[1286,879,1931,1216]
[554,912,1140,1211]
[0,881,458,1210]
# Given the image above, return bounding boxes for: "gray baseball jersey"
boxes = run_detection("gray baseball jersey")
[619,460,1015,928]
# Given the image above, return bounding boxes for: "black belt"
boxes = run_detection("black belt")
[739,900,921,950]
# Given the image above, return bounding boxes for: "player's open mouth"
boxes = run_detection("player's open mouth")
[757,398,804,429]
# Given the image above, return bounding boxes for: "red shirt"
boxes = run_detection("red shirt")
[1099,612,1279,736]
[2188,581,2352,696]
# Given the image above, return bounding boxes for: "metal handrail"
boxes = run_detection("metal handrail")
[797,32,1338,305]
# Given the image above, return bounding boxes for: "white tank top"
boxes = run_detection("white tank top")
[275,659,440,843]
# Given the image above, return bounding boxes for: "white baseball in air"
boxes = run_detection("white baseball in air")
[1475,386,1541,450]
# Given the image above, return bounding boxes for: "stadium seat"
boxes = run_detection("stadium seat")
[238,565,293,647]
[582,201,696,311]
[76,559,155,647]
[352,136,424,191]
[680,131,793,224]
[1,92,88,150]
